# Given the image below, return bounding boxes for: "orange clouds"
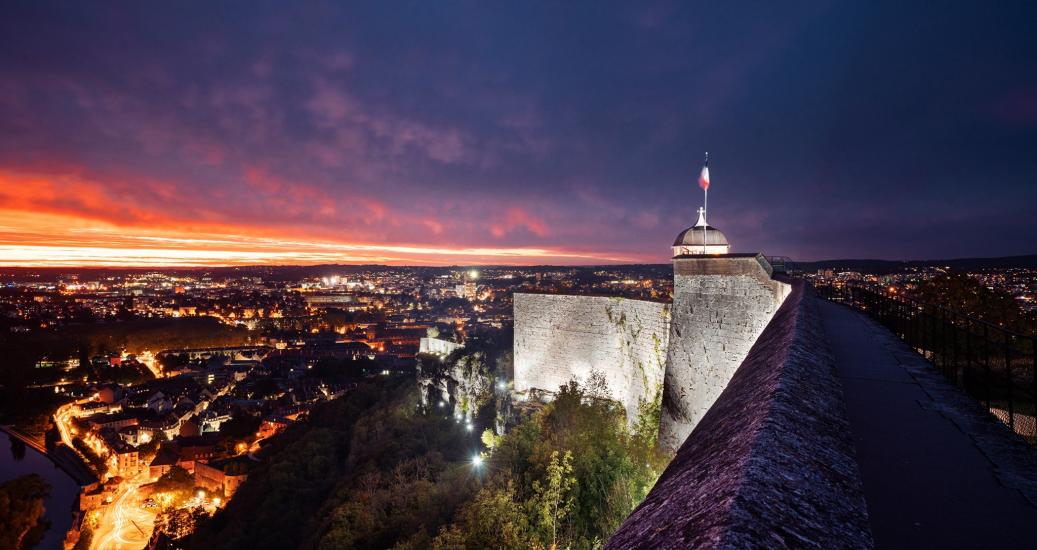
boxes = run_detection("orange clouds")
[489,207,550,238]
[0,170,645,267]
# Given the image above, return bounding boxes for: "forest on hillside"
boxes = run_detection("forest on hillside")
[189,372,669,549]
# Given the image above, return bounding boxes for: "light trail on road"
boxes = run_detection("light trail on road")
[92,476,156,550]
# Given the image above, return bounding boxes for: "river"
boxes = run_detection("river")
[0,431,80,550]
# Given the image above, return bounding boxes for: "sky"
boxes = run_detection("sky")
[1,1,1036,266]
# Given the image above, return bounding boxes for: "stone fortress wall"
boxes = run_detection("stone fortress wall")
[606,282,873,549]
[513,255,789,451]
[659,255,791,449]
[512,293,671,424]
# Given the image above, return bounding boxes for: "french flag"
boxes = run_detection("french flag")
[698,164,710,191]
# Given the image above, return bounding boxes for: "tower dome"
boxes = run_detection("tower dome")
[672,208,730,256]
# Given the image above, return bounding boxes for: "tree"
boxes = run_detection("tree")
[153,465,197,508]
[529,451,575,549]
[433,482,531,550]
[0,474,51,550]
[433,378,670,549]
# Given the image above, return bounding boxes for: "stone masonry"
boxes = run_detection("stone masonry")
[512,254,788,451]
[659,254,790,449]
[606,283,873,549]
[513,293,671,424]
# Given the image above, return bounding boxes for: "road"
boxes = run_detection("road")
[52,398,156,549]
[136,351,163,379]
[91,475,156,550]
[55,398,90,449]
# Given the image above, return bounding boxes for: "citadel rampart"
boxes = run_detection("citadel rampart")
[512,255,789,449]
[660,254,791,448]
[513,293,671,424]
[606,282,872,549]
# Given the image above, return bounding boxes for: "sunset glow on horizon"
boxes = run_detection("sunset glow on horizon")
[0,168,648,267]
[0,205,642,268]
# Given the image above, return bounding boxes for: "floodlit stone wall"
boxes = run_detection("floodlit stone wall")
[419,337,462,356]
[513,293,670,423]
[513,255,788,448]
[659,255,790,450]
[606,283,873,549]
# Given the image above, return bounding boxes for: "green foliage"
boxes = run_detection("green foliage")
[55,316,251,355]
[0,473,51,550]
[188,377,476,550]
[190,366,671,550]
[434,376,671,549]
[72,438,108,476]
[312,384,477,549]
[153,465,197,507]
[480,429,501,451]
[430,482,530,550]
[156,507,208,540]
[529,450,576,548]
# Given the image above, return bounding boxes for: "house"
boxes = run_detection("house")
[84,411,139,432]
[148,446,179,481]
[111,442,141,477]
[97,383,123,404]
[257,416,289,440]
[194,456,253,497]
[147,392,172,414]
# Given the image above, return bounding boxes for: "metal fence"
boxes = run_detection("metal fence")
[814,282,1037,443]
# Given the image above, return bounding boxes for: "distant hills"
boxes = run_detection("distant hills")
[792,254,1037,275]
[2,255,1035,281]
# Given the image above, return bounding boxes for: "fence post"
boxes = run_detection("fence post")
[984,324,991,411]
[951,311,958,385]
[939,307,946,375]
[966,317,972,391]
[1007,333,1014,432]
[918,302,924,355]
[931,307,937,364]
[1032,336,1037,442]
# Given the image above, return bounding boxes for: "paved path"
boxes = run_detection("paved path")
[819,300,1037,550]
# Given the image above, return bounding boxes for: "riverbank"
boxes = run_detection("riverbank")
[1,425,98,486]
[0,430,81,550]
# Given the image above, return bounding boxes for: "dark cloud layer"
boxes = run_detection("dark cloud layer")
[1,1,1035,264]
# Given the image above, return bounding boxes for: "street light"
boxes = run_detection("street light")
[472,454,483,467]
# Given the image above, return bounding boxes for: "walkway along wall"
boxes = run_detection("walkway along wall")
[606,283,873,549]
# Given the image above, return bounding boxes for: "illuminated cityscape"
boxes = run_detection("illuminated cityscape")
[2,2,1037,550]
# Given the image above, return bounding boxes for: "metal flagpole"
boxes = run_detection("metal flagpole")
[703,189,708,253]
[702,152,709,254]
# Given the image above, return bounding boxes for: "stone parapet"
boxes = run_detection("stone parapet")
[660,254,790,449]
[606,283,873,549]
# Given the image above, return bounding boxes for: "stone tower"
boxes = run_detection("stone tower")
[659,217,789,451]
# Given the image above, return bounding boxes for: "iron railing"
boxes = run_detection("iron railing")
[814,281,1037,443]
[765,256,793,275]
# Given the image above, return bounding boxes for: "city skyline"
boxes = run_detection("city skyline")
[3,2,1037,267]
